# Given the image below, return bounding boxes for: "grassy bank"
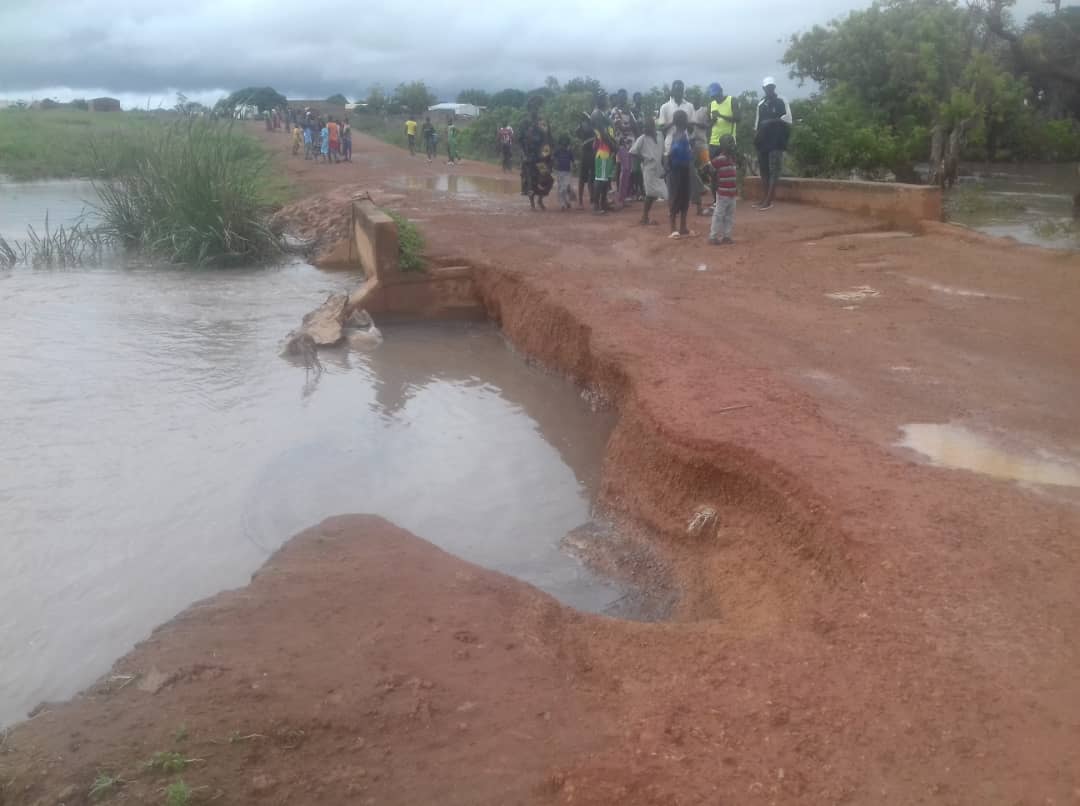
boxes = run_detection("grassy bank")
[0,109,160,180]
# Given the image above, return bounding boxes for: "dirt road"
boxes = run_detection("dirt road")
[3,129,1079,805]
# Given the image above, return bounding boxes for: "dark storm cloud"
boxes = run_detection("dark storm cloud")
[1,0,1048,102]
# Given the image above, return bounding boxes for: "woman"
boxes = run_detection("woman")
[519,95,554,210]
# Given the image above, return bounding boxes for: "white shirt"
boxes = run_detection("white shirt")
[656,97,697,155]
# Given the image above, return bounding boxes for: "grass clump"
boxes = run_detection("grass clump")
[93,119,282,266]
[145,750,202,774]
[164,779,192,806]
[1030,218,1080,244]
[0,213,108,267]
[89,772,125,800]
[386,210,425,272]
[945,185,1025,217]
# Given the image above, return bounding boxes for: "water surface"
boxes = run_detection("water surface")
[0,187,628,726]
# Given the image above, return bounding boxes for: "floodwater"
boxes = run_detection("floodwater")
[0,180,631,727]
[399,174,519,197]
[898,424,1080,487]
[946,163,1078,249]
[0,179,96,241]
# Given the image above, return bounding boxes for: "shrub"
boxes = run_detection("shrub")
[386,210,425,271]
[93,119,281,265]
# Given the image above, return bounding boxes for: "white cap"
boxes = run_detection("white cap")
[762,76,777,88]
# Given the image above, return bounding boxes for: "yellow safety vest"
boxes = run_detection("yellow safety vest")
[709,97,736,145]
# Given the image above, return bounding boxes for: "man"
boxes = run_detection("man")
[656,80,697,159]
[421,117,436,162]
[405,116,418,156]
[497,123,515,172]
[707,83,738,157]
[610,89,637,209]
[575,112,595,210]
[753,77,792,211]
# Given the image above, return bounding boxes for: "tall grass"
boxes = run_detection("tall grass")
[0,213,108,267]
[93,119,281,265]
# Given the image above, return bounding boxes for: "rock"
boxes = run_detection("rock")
[300,292,350,347]
[343,309,382,351]
[687,506,718,538]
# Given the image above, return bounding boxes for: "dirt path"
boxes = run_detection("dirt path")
[3,128,1079,806]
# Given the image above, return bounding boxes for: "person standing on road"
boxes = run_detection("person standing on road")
[667,110,694,238]
[341,117,352,162]
[405,117,418,156]
[610,89,637,210]
[446,117,459,166]
[553,134,576,210]
[708,134,738,245]
[590,90,617,215]
[519,95,554,210]
[656,80,697,162]
[708,83,738,157]
[327,119,340,163]
[754,77,792,211]
[629,117,666,226]
[575,112,595,210]
[421,117,436,162]
[497,123,515,172]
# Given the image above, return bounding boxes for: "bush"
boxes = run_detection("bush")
[94,119,281,265]
[386,210,425,271]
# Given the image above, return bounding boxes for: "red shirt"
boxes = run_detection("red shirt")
[710,153,737,197]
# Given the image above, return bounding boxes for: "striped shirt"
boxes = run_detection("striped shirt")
[709,153,737,197]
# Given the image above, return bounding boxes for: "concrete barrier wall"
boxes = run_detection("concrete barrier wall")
[349,200,483,319]
[744,177,943,227]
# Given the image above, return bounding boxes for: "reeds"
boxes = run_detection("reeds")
[93,119,281,266]
[0,212,108,267]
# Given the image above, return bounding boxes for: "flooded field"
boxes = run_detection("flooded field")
[0,181,636,727]
[946,163,1078,249]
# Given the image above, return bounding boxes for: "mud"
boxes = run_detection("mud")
[3,126,1080,806]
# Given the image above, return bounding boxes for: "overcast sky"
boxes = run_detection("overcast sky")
[0,0,1050,108]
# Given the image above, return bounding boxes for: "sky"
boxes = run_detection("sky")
[0,0,1050,108]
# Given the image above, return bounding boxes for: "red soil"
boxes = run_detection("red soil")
[3,128,1079,806]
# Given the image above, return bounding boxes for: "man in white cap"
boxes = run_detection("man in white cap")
[753,77,792,211]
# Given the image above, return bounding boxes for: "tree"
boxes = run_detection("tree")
[70,98,89,111]
[490,88,528,109]
[457,88,491,107]
[326,93,349,105]
[220,86,287,114]
[784,0,1020,185]
[545,75,561,93]
[366,86,388,114]
[393,81,436,114]
[564,76,603,96]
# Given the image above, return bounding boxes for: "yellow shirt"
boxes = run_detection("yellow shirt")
[405,120,418,136]
[709,97,736,145]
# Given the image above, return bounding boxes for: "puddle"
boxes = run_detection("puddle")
[898,424,1080,487]
[398,174,519,197]
[826,285,881,303]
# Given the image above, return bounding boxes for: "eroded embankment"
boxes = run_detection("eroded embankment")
[473,263,856,624]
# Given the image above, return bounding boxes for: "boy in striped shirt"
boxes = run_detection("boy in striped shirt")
[708,135,738,245]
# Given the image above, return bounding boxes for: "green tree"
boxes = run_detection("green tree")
[457,88,491,107]
[784,0,1026,184]
[565,77,603,96]
[219,86,287,114]
[326,93,349,105]
[366,86,388,114]
[393,81,436,115]
[490,89,528,109]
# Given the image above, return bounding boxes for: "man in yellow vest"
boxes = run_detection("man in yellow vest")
[707,83,738,158]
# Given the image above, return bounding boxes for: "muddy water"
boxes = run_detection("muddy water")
[398,174,519,197]
[0,179,96,241]
[898,424,1080,487]
[0,215,631,725]
[946,163,1078,249]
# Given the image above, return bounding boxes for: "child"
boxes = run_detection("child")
[327,119,340,163]
[708,134,738,245]
[629,118,665,225]
[291,124,301,156]
[553,134,576,210]
[302,123,313,160]
[667,110,693,238]
[446,119,458,165]
[421,117,436,162]
[341,118,352,162]
[319,121,330,163]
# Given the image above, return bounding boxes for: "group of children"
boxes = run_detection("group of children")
[290,114,353,163]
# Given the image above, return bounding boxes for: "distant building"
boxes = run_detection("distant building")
[428,102,482,119]
[90,97,121,112]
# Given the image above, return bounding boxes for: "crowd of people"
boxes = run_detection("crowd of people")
[268,106,355,163]
[512,77,792,244]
